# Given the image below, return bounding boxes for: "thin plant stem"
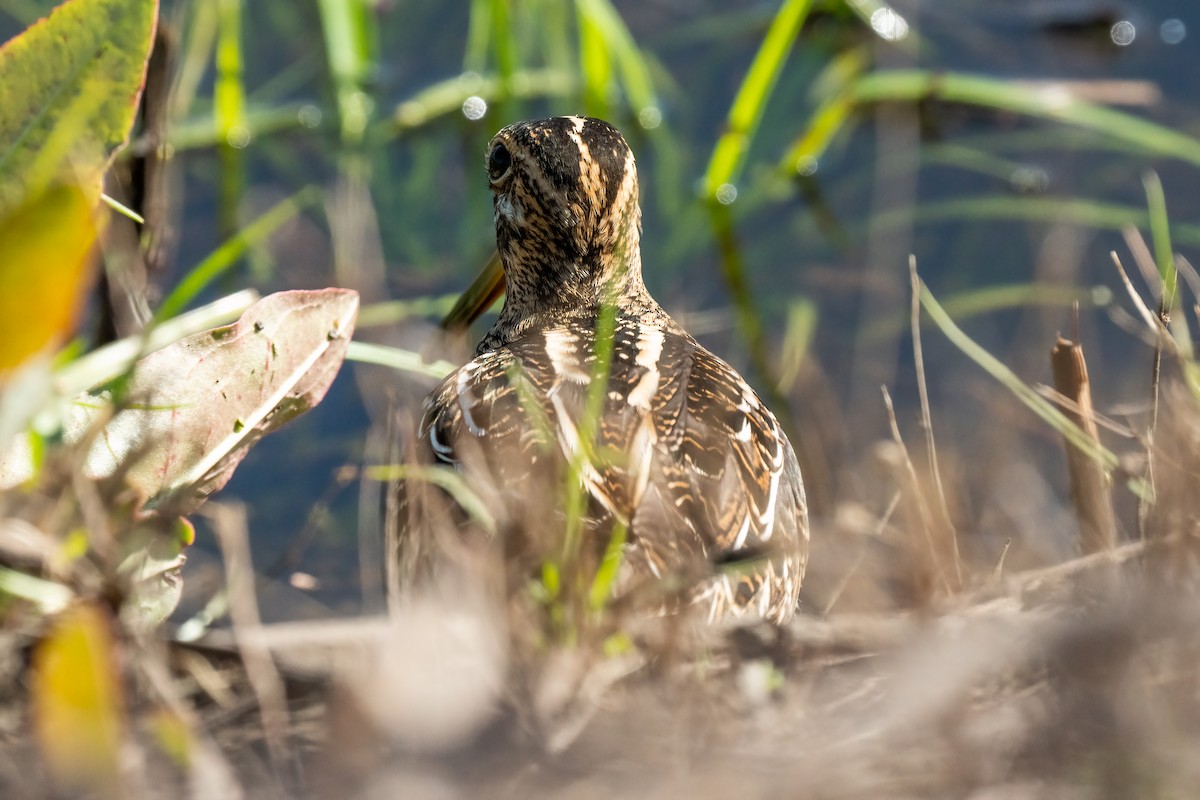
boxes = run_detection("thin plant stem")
[909,256,961,585]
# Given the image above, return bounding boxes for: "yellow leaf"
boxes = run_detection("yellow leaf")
[32,603,125,796]
[0,184,99,377]
[148,708,192,767]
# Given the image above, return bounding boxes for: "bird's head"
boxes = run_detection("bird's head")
[485,116,644,316]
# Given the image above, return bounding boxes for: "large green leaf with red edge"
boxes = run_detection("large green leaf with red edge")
[0,184,99,378]
[72,288,360,516]
[0,0,158,215]
[0,289,357,627]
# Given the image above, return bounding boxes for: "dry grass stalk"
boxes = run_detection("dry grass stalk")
[1050,335,1117,553]
[1110,248,1164,537]
[206,501,293,783]
[908,256,962,586]
[881,386,956,598]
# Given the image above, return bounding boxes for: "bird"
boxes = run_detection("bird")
[414,116,808,624]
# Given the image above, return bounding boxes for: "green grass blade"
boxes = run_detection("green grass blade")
[573,0,657,117]
[215,0,247,234]
[865,71,1200,165]
[703,0,814,200]
[214,0,246,141]
[491,0,518,78]
[487,0,519,120]
[576,1,613,118]
[390,69,575,136]
[0,566,72,612]
[463,0,492,74]
[785,93,854,177]
[919,279,1146,499]
[896,195,1200,248]
[778,45,866,176]
[862,283,1112,341]
[921,143,1036,183]
[506,360,556,451]
[777,297,817,392]
[99,192,144,223]
[155,186,318,320]
[1143,171,1175,299]
[355,295,461,328]
[316,0,374,142]
[363,464,496,536]
[580,296,617,457]
[561,295,618,564]
[1142,170,1192,359]
[344,341,455,380]
[536,0,574,78]
[588,519,627,612]
[172,0,217,119]
[786,69,1200,170]
[169,102,316,151]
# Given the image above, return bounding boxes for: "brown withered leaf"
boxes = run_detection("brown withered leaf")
[74,288,359,516]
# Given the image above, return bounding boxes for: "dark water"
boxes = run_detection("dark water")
[198,1,1200,621]
[6,1,1198,620]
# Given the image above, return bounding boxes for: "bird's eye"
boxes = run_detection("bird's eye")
[487,143,512,182]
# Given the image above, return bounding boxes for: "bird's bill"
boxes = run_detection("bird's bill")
[441,250,506,332]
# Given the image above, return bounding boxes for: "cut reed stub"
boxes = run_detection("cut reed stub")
[1050,336,1117,554]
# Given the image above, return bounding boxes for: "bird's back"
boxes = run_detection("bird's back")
[419,314,808,623]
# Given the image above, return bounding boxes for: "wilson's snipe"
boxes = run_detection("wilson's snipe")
[417,116,808,623]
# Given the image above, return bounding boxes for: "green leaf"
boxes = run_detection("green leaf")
[116,516,192,629]
[0,0,159,215]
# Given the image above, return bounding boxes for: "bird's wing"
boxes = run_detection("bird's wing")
[418,320,807,620]
[420,345,554,483]
[611,325,808,621]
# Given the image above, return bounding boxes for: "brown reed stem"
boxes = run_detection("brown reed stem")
[1050,335,1117,553]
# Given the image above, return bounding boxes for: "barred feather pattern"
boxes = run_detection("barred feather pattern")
[416,116,809,624]
[421,318,808,623]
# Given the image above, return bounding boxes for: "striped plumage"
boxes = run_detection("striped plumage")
[418,116,808,624]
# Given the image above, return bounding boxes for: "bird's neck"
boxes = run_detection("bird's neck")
[478,237,669,353]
